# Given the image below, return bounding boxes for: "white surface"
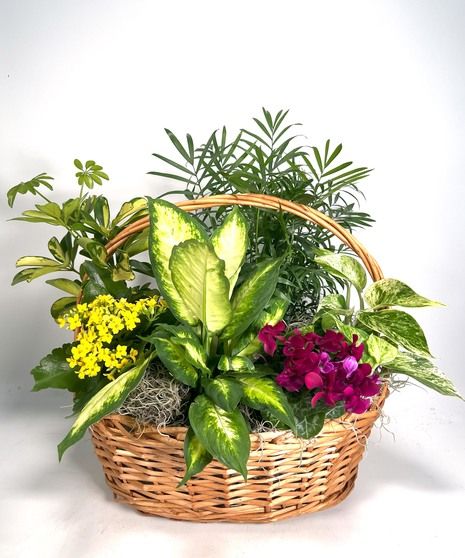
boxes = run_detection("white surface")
[0,1,464,557]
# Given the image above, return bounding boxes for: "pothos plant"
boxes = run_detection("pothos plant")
[256,250,463,439]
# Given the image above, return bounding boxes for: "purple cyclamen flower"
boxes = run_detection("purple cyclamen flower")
[342,356,358,378]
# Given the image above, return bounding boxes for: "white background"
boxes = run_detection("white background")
[1,1,464,557]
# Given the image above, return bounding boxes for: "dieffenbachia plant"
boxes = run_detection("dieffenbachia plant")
[142,199,297,483]
[312,250,462,399]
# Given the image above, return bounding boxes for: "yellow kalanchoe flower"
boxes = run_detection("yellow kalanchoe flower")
[58,294,166,380]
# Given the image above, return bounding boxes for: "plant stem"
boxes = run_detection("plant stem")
[36,191,54,205]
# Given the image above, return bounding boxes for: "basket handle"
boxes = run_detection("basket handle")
[105,193,383,282]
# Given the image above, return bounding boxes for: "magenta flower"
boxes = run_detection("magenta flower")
[258,321,286,356]
[258,323,382,416]
[276,366,306,392]
[304,371,323,390]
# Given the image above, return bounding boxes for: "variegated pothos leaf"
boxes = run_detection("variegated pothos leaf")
[385,351,463,399]
[364,279,444,309]
[315,250,367,292]
[357,310,431,357]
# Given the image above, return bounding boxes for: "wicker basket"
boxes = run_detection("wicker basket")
[91,193,387,523]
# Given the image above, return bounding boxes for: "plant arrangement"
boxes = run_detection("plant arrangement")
[7,110,462,520]
[150,108,374,319]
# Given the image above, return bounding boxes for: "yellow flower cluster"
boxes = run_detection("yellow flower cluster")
[58,294,166,380]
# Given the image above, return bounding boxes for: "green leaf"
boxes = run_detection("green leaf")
[253,297,289,329]
[46,278,82,296]
[319,312,369,343]
[147,198,208,325]
[7,173,54,207]
[58,356,151,459]
[111,252,135,282]
[12,266,65,285]
[62,198,81,222]
[364,334,398,368]
[170,239,232,334]
[112,197,147,226]
[48,237,66,263]
[154,324,209,373]
[124,229,149,257]
[294,408,326,439]
[357,310,431,357]
[237,375,296,430]
[81,262,128,302]
[31,344,81,392]
[50,296,76,319]
[386,352,463,399]
[364,279,444,309]
[233,297,289,357]
[316,293,352,317]
[221,258,282,340]
[325,401,346,420]
[179,428,212,486]
[218,355,255,372]
[77,238,107,266]
[16,256,62,267]
[205,377,243,411]
[35,202,62,220]
[164,128,193,164]
[188,394,250,478]
[72,376,108,415]
[315,251,367,292]
[152,334,199,387]
[94,196,110,228]
[211,207,248,294]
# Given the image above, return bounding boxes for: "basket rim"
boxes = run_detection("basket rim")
[100,382,389,440]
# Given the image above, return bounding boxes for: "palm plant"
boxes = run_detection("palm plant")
[149,108,374,320]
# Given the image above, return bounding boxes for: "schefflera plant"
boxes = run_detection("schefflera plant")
[144,199,296,484]
[311,250,462,399]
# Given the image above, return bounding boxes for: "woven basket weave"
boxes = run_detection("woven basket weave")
[91,193,387,523]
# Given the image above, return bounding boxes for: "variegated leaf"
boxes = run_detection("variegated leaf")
[320,312,369,342]
[204,377,243,411]
[188,394,250,478]
[364,279,444,309]
[218,355,255,372]
[385,351,463,399]
[152,334,199,387]
[364,334,398,368]
[179,427,212,486]
[237,375,296,430]
[222,259,282,340]
[148,198,208,325]
[211,207,248,294]
[233,297,289,357]
[170,240,232,334]
[316,293,352,317]
[156,325,209,374]
[357,310,431,357]
[57,356,151,459]
[315,250,367,292]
